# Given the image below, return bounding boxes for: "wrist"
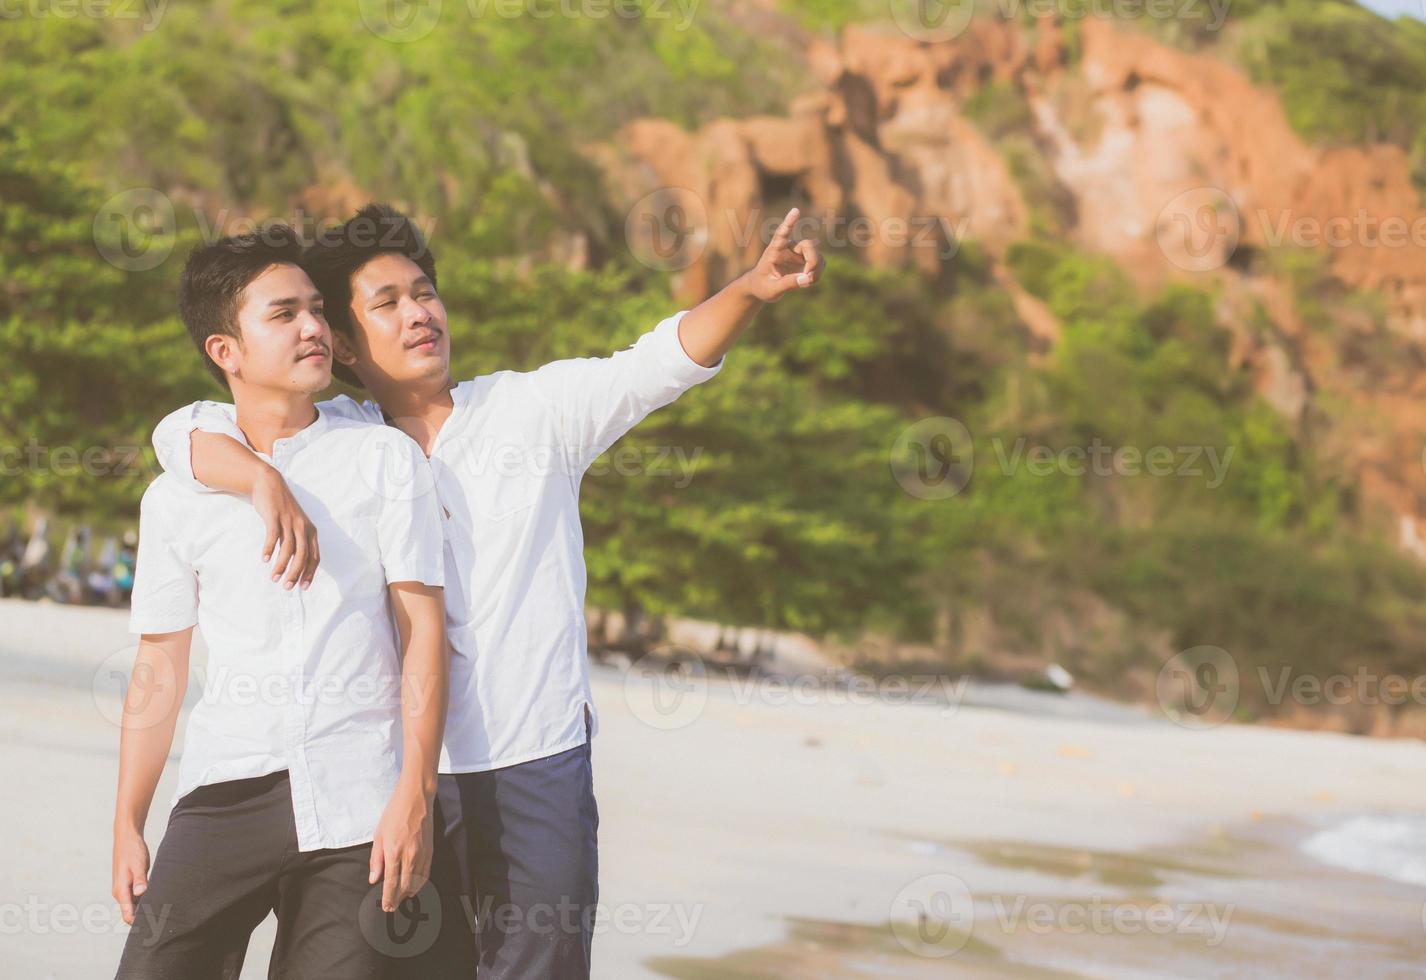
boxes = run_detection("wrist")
[113,814,145,838]
[251,460,283,495]
[397,769,438,805]
[734,269,761,302]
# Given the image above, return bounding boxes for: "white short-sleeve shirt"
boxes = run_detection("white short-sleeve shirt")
[153,311,721,773]
[131,409,445,850]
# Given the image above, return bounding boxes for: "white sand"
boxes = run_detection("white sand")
[2,598,1424,978]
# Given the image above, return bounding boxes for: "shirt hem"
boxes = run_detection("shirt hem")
[382,564,446,589]
[294,832,376,853]
[128,616,198,635]
[170,759,291,809]
[441,730,591,775]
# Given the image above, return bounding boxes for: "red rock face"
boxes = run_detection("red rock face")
[591,13,1426,560]
[593,20,1030,301]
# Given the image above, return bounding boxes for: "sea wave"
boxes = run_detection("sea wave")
[1301,814,1426,887]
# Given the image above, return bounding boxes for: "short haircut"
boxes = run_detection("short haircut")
[302,203,437,388]
[178,225,306,389]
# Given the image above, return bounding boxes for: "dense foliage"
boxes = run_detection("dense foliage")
[4,1,1424,723]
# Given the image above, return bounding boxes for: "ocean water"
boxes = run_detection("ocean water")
[1301,813,1426,887]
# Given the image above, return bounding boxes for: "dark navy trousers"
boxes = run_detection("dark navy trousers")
[398,736,600,979]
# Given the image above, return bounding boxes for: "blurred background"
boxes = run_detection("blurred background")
[4,1,1426,976]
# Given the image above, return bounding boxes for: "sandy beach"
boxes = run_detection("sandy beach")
[2,597,1424,978]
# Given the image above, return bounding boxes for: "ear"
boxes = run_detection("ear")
[331,331,358,367]
[204,333,241,378]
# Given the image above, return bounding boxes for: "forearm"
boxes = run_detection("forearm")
[191,431,273,495]
[115,728,173,835]
[398,628,446,800]
[114,641,189,834]
[390,587,448,800]
[677,272,763,367]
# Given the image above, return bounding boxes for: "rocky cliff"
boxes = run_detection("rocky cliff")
[592,12,1426,559]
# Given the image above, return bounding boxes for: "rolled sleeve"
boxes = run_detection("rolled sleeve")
[127,484,198,634]
[652,309,725,385]
[151,401,246,492]
[372,434,446,588]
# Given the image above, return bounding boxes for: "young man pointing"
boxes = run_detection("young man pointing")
[149,203,825,977]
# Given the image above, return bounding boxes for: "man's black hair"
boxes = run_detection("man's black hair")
[177,225,307,390]
[301,203,437,388]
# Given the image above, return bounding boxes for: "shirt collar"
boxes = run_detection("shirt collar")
[251,406,330,461]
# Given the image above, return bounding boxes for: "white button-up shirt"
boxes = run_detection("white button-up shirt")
[132,411,445,850]
[154,311,721,772]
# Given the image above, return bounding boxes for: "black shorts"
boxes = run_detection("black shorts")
[115,770,400,980]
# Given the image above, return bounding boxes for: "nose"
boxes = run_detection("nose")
[299,310,326,339]
[399,295,432,327]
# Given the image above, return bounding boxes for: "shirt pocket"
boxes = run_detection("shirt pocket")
[468,464,540,523]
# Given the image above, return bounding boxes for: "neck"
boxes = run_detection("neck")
[232,387,319,455]
[367,373,457,455]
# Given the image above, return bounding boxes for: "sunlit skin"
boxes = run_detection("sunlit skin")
[326,252,450,453]
[203,263,332,454]
[331,252,455,452]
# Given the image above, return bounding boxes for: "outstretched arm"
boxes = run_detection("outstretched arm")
[534,207,824,471]
[676,206,824,366]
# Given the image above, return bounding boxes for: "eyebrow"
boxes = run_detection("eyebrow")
[370,276,434,298]
[266,293,324,309]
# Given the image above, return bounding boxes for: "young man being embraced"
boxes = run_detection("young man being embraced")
[112,227,448,979]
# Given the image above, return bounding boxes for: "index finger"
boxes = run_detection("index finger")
[769,207,800,249]
[382,853,400,912]
[269,524,296,583]
[281,532,307,591]
[398,857,415,905]
[114,872,136,925]
[261,518,280,564]
[302,530,321,591]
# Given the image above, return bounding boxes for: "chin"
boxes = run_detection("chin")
[293,367,332,392]
[406,353,450,380]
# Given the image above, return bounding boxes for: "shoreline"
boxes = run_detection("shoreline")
[2,599,1424,978]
